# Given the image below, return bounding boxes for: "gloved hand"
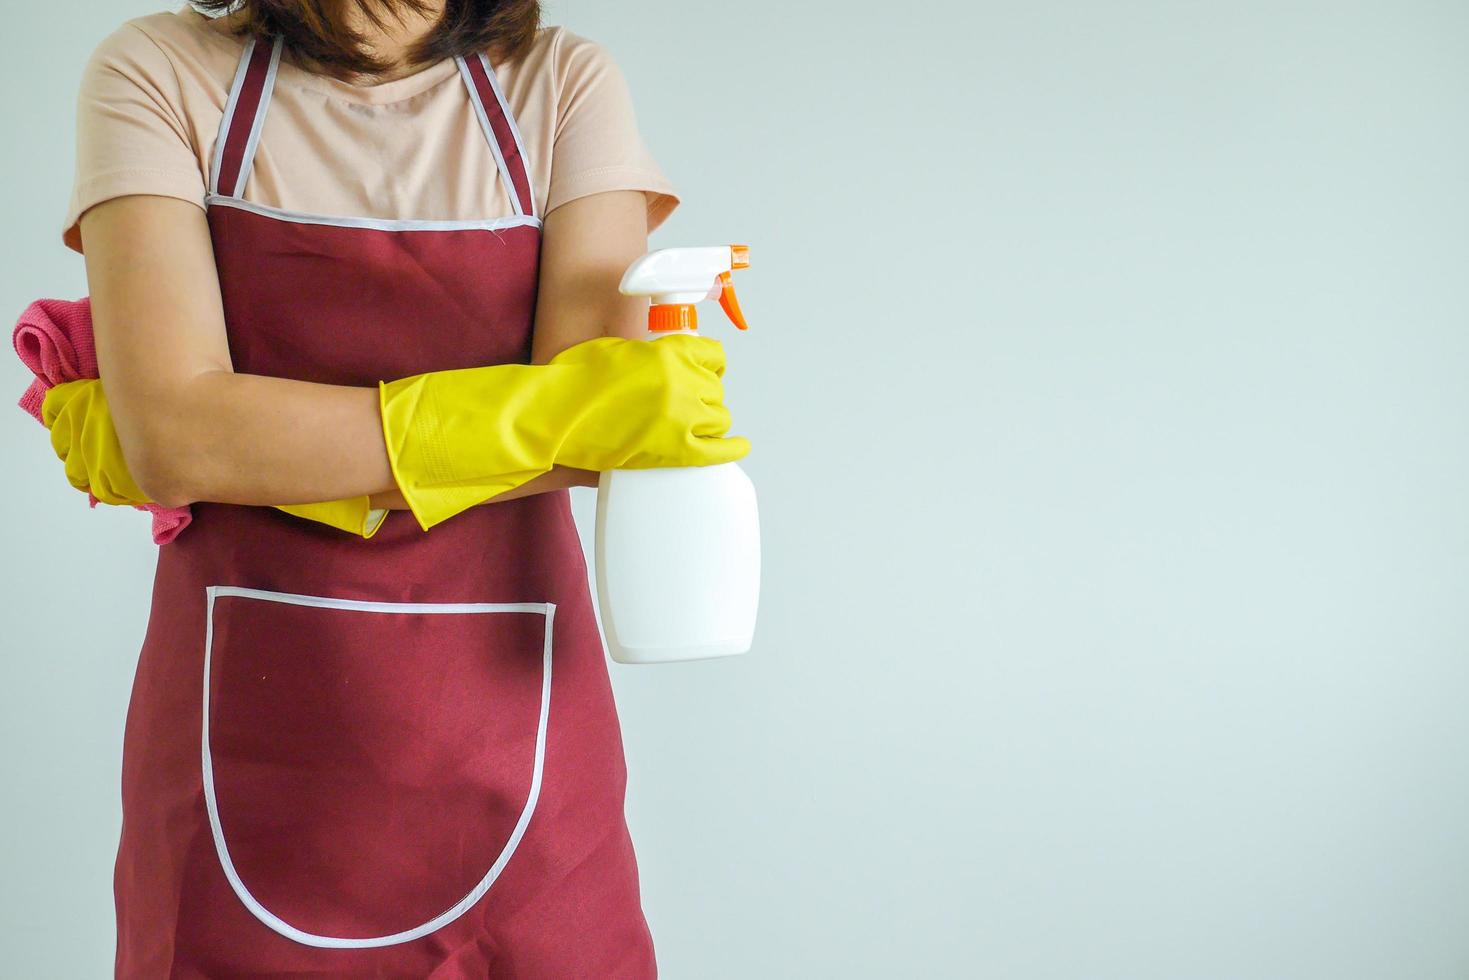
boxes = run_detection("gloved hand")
[42,378,150,507]
[379,334,751,531]
[41,378,388,538]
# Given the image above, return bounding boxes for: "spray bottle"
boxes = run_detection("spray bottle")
[594,245,760,664]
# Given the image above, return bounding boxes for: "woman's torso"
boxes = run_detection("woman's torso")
[107,23,658,972]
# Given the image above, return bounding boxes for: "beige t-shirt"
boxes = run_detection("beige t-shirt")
[63,5,679,252]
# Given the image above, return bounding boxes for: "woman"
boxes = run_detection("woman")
[52,0,746,975]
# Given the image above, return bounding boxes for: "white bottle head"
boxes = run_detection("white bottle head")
[618,245,750,334]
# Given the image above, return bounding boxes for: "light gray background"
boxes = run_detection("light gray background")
[4,1,1468,977]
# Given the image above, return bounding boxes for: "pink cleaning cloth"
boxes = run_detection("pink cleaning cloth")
[13,297,192,544]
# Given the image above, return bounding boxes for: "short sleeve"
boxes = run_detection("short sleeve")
[62,23,205,253]
[546,31,679,232]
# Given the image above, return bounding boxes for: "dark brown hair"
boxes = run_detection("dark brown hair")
[192,1,541,79]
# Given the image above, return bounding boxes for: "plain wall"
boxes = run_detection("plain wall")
[4,1,1468,977]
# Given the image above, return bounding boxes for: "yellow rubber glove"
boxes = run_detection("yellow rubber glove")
[379,334,751,532]
[40,379,388,538]
[274,497,389,538]
[42,379,150,506]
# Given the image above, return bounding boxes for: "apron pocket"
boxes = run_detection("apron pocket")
[201,585,554,948]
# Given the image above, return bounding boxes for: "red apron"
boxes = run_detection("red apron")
[112,35,656,978]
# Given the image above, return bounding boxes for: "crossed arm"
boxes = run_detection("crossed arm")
[77,189,654,511]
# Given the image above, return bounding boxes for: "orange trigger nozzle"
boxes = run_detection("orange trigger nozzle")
[717,271,748,330]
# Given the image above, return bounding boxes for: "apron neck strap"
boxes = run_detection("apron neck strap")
[210,35,283,199]
[457,52,537,219]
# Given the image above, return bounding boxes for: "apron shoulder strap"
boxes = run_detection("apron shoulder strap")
[209,35,283,200]
[458,53,537,220]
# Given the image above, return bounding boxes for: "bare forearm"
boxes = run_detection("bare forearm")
[142,370,392,508]
[153,370,596,510]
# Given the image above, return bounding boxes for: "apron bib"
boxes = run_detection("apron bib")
[111,36,656,978]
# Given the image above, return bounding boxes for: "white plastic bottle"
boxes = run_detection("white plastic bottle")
[594,245,761,664]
